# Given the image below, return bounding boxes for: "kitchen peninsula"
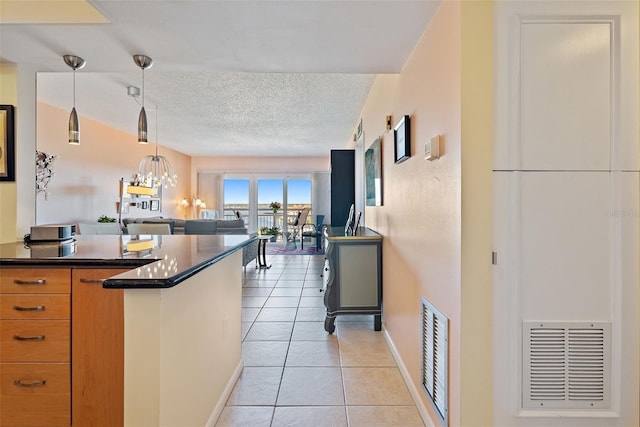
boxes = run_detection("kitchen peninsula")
[0,233,255,427]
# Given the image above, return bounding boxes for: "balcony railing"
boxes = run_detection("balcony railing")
[223,209,311,230]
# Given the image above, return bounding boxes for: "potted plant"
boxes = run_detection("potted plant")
[98,215,117,223]
[269,201,281,213]
[259,226,280,242]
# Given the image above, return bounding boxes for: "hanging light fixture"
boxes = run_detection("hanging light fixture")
[63,55,85,145]
[133,54,153,144]
[137,105,177,189]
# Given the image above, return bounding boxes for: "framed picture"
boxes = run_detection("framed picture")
[393,115,411,164]
[140,201,149,210]
[117,199,130,214]
[150,199,160,211]
[365,137,383,206]
[0,105,15,181]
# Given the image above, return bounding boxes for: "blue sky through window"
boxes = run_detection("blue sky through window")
[224,178,311,206]
[258,179,283,205]
[223,179,249,204]
[287,180,311,204]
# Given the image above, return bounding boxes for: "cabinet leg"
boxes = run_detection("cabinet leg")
[257,239,271,269]
[374,314,381,331]
[324,316,336,334]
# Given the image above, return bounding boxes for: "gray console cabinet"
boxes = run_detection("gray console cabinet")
[322,227,382,333]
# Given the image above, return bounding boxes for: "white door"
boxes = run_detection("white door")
[493,5,639,425]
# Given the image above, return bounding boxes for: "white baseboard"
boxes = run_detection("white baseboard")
[205,358,244,427]
[383,327,435,427]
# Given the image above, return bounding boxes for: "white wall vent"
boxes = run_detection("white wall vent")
[421,297,448,426]
[523,322,611,410]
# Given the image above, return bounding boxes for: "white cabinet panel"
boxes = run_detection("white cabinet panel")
[520,22,611,171]
[519,172,611,320]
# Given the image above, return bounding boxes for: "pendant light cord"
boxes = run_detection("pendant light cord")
[72,69,76,108]
[155,104,159,157]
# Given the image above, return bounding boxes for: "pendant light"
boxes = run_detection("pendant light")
[138,105,177,189]
[63,55,85,145]
[133,54,153,144]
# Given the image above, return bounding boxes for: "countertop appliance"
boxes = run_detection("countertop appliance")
[29,224,76,242]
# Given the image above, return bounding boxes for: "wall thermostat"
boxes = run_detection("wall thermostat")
[425,135,440,160]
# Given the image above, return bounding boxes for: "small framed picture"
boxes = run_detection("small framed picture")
[394,115,411,164]
[150,199,160,211]
[118,199,130,214]
[0,105,15,182]
[140,201,149,210]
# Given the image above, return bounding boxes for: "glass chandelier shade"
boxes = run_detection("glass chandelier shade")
[63,55,85,145]
[137,105,177,189]
[138,153,177,189]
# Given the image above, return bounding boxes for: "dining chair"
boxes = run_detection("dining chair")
[79,222,122,235]
[126,223,172,235]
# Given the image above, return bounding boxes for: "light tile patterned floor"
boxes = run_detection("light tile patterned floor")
[215,254,425,427]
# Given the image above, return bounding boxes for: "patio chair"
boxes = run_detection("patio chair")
[301,214,325,250]
[287,207,310,249]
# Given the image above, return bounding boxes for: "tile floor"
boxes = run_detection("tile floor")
[215,254,425,427]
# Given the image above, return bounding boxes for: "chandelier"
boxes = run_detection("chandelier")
[137,106,177,189]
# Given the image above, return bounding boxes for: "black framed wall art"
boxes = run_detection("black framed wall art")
[0,105,15,181]
[393,115,411,164]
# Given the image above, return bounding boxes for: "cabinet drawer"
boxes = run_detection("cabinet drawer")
[0,363,70,427]
[0,295,70,320]
[0,269,70,294]
[0,320,70,362]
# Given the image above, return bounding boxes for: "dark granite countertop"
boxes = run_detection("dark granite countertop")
[0,234,256,289]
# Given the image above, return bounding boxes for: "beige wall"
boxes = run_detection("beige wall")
[0,63,18,243]
[124,251,242,426]
[36,102,191,224]
[191,156,329,179]
[460,1,493,425]
[357,1,493,425]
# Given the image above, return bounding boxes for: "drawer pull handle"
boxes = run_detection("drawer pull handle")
[13,305,45,312]
[13,334,45,341]
[13,279,46,285]
[79,278,105,284]
[14,379,46,387]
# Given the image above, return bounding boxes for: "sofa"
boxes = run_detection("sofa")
[122,217,258,267]
[183,219,247,235]
[183,219,258,268]
[122,217,185,234]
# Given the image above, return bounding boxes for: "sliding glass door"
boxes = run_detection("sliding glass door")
[222,175,312,235]
[257,179,283,231]
[223,179,249,222]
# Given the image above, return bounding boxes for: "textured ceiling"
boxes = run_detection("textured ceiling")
[37,71,375,157]
[1,0,440,157]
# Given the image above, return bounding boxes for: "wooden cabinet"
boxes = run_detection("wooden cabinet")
[0,267,128,427]
[0,268,71,427]
[322,227,382,333]
[71,268,127,427]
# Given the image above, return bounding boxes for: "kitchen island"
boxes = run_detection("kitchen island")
[0,234,254,427]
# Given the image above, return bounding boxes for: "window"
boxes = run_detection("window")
[223,179,249,223]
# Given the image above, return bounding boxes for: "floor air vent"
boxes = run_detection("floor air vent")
[421,297,448,426]
[523,322,611,410]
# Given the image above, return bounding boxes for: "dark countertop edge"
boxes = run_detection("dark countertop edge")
[0,258,154,268]
[102,236,256,289]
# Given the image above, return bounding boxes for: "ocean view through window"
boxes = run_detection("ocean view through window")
[223,177,312,237]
